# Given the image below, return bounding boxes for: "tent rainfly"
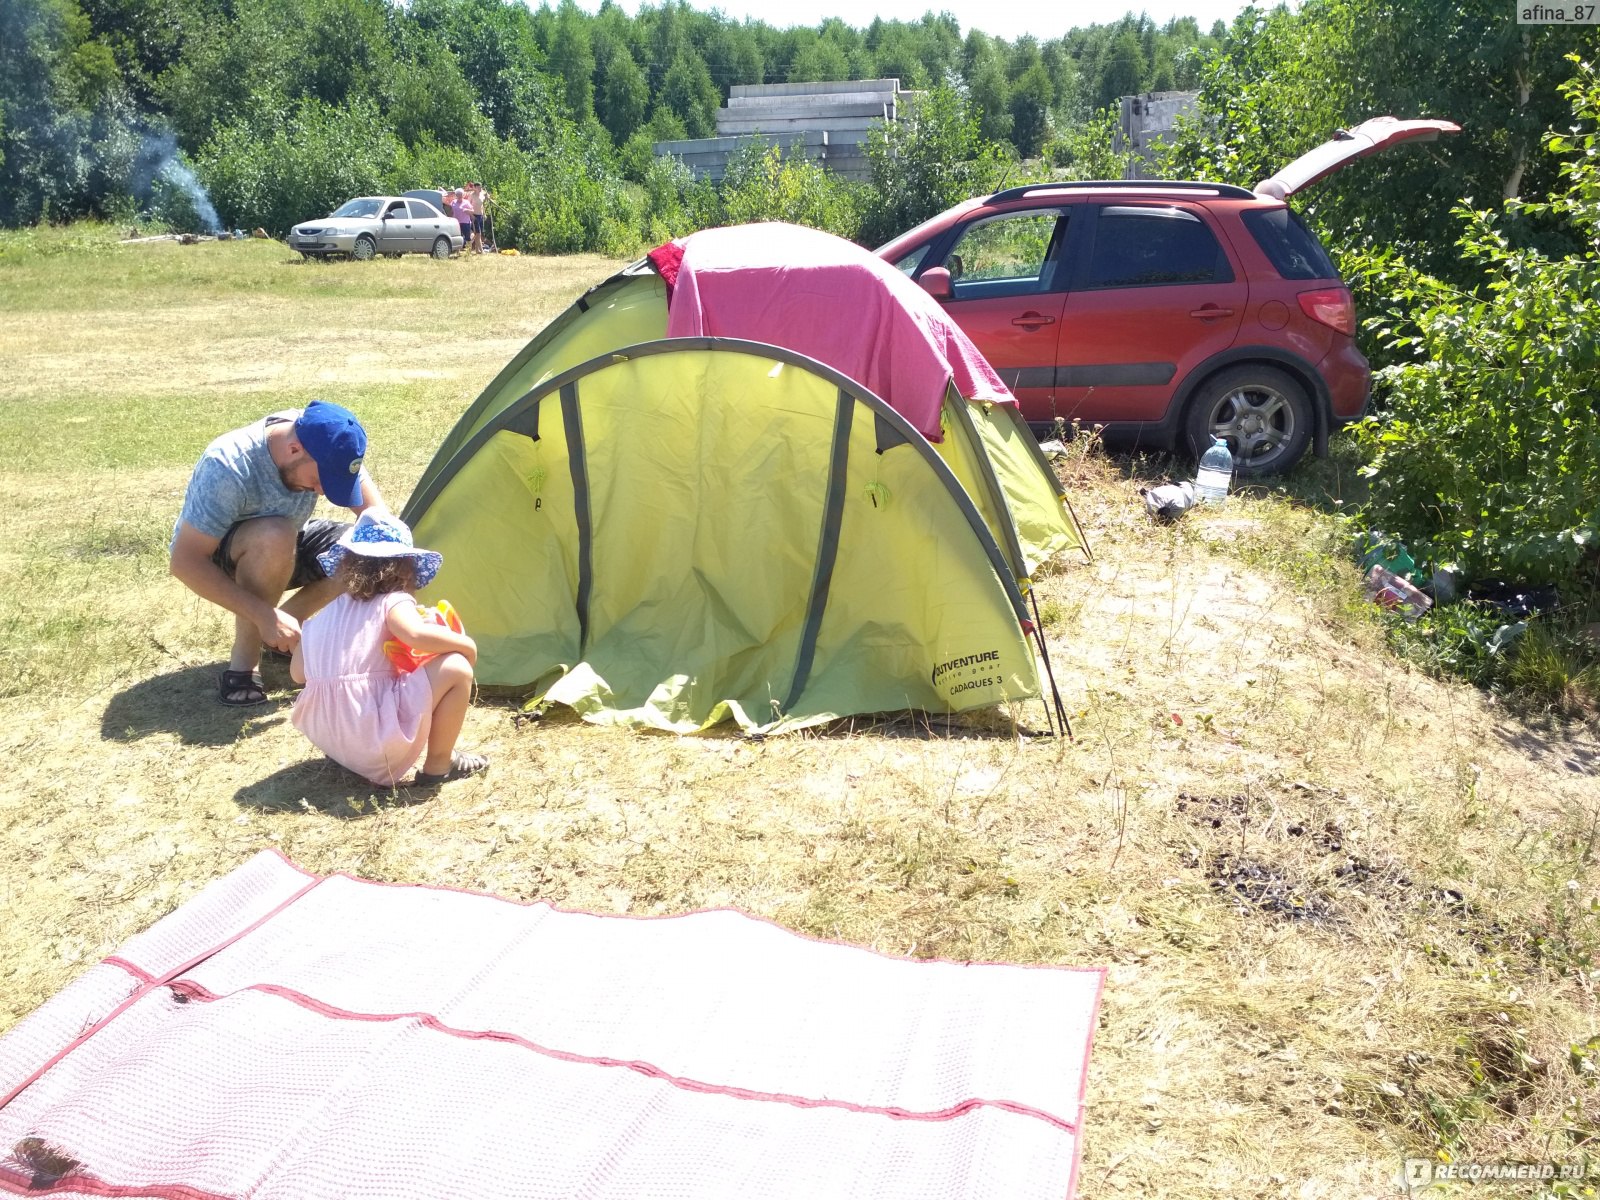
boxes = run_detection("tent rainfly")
[402,223,1089,734]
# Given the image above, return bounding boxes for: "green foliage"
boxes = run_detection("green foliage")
[196,98,402,235]
[635,153,713,244]
[299,0,394,108]
[7,0,1231,244]
[717,142,861,239]
[548,0,595,123]
[1385,599,1523,690]
[1345,61,1600,597]
[658,51,719,140]
[0,0,106,223]
[1160,0,1591,283]
[1044,105,1118,178]
[492,122,638,255]
[1504,620,1600,717]
[859,85,1007,248]
[1008,63,1053,161]
[384,42,485,150]
[786,31,850,83]
[596,46,648,146]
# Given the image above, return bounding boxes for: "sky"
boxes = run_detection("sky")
[570,0,1258,42]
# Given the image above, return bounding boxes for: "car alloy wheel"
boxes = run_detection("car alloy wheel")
[1185,364,1312,477]
[351,235,376,262]
[431,236,451,259]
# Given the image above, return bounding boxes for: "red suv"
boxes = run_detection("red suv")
[875,118,1457,476]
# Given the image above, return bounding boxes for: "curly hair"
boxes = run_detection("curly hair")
[336,553,420,601]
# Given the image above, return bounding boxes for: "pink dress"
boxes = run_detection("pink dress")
[292,592,435,785]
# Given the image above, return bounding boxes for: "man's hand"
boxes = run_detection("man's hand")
[258,608,302,653]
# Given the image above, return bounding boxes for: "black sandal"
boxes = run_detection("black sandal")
[219,669,268,706]
[412,751,489,786]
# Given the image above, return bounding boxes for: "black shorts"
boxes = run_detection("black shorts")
[212,518,349,589]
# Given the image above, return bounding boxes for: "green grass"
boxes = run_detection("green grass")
[1,224,1598,1199]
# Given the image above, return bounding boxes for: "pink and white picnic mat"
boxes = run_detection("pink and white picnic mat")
[0,850,1104,1199]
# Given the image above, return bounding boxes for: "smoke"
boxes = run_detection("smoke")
[131,130,221,233]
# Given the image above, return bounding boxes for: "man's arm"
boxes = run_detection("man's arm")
[350,470,387,517]
[169,521,301,651]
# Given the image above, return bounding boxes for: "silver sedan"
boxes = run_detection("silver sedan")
[289,196,463,260]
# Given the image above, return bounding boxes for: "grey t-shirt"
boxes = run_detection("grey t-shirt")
[170,410,318,550]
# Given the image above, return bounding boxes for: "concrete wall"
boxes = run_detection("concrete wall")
[653,79,908,183]
[1113,91,1199,180]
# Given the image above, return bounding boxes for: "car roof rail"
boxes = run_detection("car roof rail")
[986,180,1257,202]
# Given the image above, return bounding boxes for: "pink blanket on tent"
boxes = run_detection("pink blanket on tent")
[662,222,1015,443]
[0,852,1103,1199]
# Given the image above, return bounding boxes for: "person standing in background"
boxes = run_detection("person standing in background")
[468,182,489,254]
[453,187,473,253]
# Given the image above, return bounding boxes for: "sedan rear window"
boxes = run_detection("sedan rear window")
[1241,207,1338,280]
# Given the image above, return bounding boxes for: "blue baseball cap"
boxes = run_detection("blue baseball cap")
[295,400,367,508]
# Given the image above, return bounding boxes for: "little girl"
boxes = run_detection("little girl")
[290,511,488,787]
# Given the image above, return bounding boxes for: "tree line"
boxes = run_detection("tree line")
[0,0,1220,240]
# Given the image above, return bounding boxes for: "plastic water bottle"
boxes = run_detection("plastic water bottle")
[1194,436,1233,504]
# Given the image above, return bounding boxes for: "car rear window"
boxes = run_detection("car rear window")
[407,200,439,219]
[1241,207,1338,280]
[1084,206,1232,289]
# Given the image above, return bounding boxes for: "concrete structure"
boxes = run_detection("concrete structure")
[654,79,907,183]
[1113,91,1199,179]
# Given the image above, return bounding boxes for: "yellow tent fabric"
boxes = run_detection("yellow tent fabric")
[409,271,1085,576]
[406,341,1041,734]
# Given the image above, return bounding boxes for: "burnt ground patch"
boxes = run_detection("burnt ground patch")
[1204,850,1340,924]
[1175,788,1491,934]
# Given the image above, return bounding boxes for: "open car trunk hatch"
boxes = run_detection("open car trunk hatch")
[1255,117,1460,199]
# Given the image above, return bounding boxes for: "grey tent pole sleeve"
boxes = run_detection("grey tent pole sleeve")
[561,382,593,652]
[784,389,854,713]
[946,388,1030,585]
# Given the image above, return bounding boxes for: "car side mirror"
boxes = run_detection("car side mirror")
[918,267,953,301]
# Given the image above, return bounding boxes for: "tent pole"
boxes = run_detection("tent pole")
[1027,588,1071,739]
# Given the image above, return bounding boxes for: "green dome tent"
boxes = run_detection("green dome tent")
[401,228,1088,734]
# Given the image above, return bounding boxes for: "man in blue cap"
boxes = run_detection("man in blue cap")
[169,401,388,705]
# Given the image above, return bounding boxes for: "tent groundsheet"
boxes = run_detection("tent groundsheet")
[0,851,1104,1199]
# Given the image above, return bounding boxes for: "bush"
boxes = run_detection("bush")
[487,124,638,255]
[718,142,863,240]
[1043,107,1119,179]
[635,154,717,245]
[1344,60,1600,594]
[197,98,402,235]
[858,85,1008,247]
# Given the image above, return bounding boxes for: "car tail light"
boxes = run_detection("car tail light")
[1297,287,1355,335]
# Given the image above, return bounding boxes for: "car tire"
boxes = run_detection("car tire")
[1184,365,1313,478]
[431,236,451,260]
[351,235,376,262]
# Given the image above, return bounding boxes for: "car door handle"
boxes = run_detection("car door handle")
[1011,313,1056,329]
[1189,305,1235,319]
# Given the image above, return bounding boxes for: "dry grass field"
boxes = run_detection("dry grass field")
[1,224,1598,1198]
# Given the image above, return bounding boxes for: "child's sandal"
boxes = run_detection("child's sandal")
[219,669,268,706]
[412,751,489,786]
